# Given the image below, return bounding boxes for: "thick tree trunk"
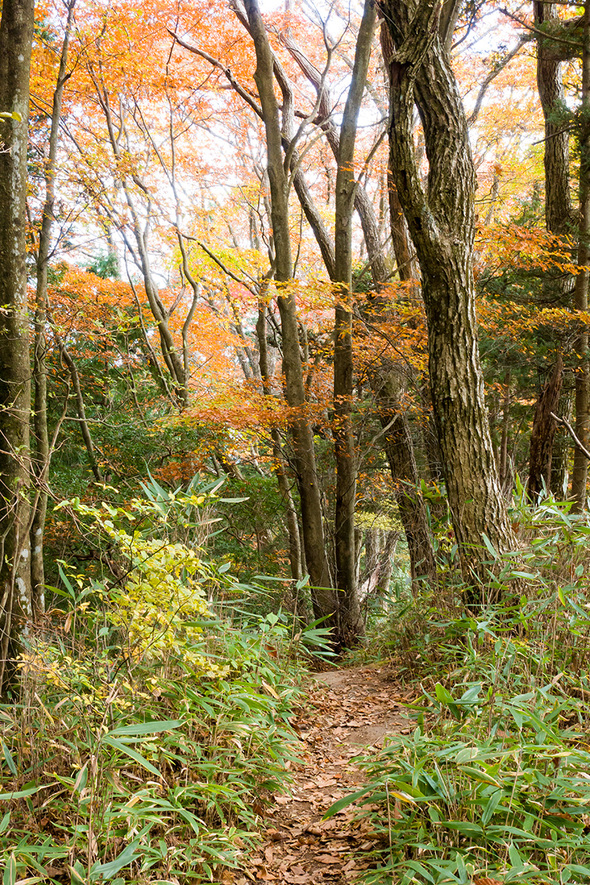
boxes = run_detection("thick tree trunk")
[0,0,34,694]
[382,0,517,601]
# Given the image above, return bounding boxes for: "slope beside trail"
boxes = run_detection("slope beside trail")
[237,663,416,884]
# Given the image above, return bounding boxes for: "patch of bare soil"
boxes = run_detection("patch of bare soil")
[237,663,416,884]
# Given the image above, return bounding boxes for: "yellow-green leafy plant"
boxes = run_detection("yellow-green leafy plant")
[2,480,305,884]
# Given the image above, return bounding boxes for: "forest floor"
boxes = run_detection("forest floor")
[236,663,417,884]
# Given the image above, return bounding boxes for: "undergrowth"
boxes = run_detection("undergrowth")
[0,481,321,884]
[330,498,590,884]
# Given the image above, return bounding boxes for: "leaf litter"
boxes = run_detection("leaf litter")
[234,663,415,884]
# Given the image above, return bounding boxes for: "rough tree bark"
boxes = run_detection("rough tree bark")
[381,0,517,601]
[0,0,35,694]
[531,0,577,504]
[572,0,590,511]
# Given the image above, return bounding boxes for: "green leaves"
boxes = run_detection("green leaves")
[107,719,182,737]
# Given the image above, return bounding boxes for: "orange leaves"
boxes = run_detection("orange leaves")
[477,223,576,277]
[355,285,428,378]
[48,266,137,344]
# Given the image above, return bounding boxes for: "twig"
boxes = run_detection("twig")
[551,411,590,460]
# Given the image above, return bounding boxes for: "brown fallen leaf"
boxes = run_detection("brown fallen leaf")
[342,858,358,872]
[316,854,343,864]
[264,828,284,842]
[473,879,503,885]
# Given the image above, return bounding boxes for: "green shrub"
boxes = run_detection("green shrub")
[0,486,309,884]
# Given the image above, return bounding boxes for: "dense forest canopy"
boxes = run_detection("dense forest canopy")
[2,0,590,881]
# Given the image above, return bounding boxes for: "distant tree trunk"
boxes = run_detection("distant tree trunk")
[551,388,572,496]
[382,0,517,601]
[379,400,436,583]
[359,528,398,602]
[0,0,34,694]
[89,76,190,409]
[54,337,104,484]
[533,1,580,506]
[256,300,302,583]
[528,356,563,500]
[244,0,339,634]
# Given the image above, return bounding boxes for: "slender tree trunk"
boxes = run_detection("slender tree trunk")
[30,0,76,616]
[332,0,376,641]
[91,79,189,408]
[499,370,512,488]
[572,0,590,511]
[256,301,302,582]
[49,321,103,483]
[551,388,572,496]
[382,0,517,601]
[244,0,339,634]
[0,0,34,694]
[379,398,436,583]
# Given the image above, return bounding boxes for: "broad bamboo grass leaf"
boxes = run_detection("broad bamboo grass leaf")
[339,499,590,883]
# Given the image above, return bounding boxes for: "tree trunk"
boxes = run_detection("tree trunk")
[572,0,590,511]
[382,0,517,601]
[533,1,574,237]
[528,356,563,500]
[332,0,376,642]
[0,0,34,694]
[256,301,302,583]
[243,0,339,634]
[31,0,76,616]
[280,24,436,586]
[533,1,582,506]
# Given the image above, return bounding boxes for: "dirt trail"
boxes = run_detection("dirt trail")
[239,663,415,883]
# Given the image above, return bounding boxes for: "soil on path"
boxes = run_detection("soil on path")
[238,663,416,884]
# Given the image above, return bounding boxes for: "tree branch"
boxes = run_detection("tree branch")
[551,411,590,460]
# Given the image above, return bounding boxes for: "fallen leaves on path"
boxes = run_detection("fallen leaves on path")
[234,663,415,884]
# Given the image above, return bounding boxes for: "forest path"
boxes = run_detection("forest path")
[238,663,416,884]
